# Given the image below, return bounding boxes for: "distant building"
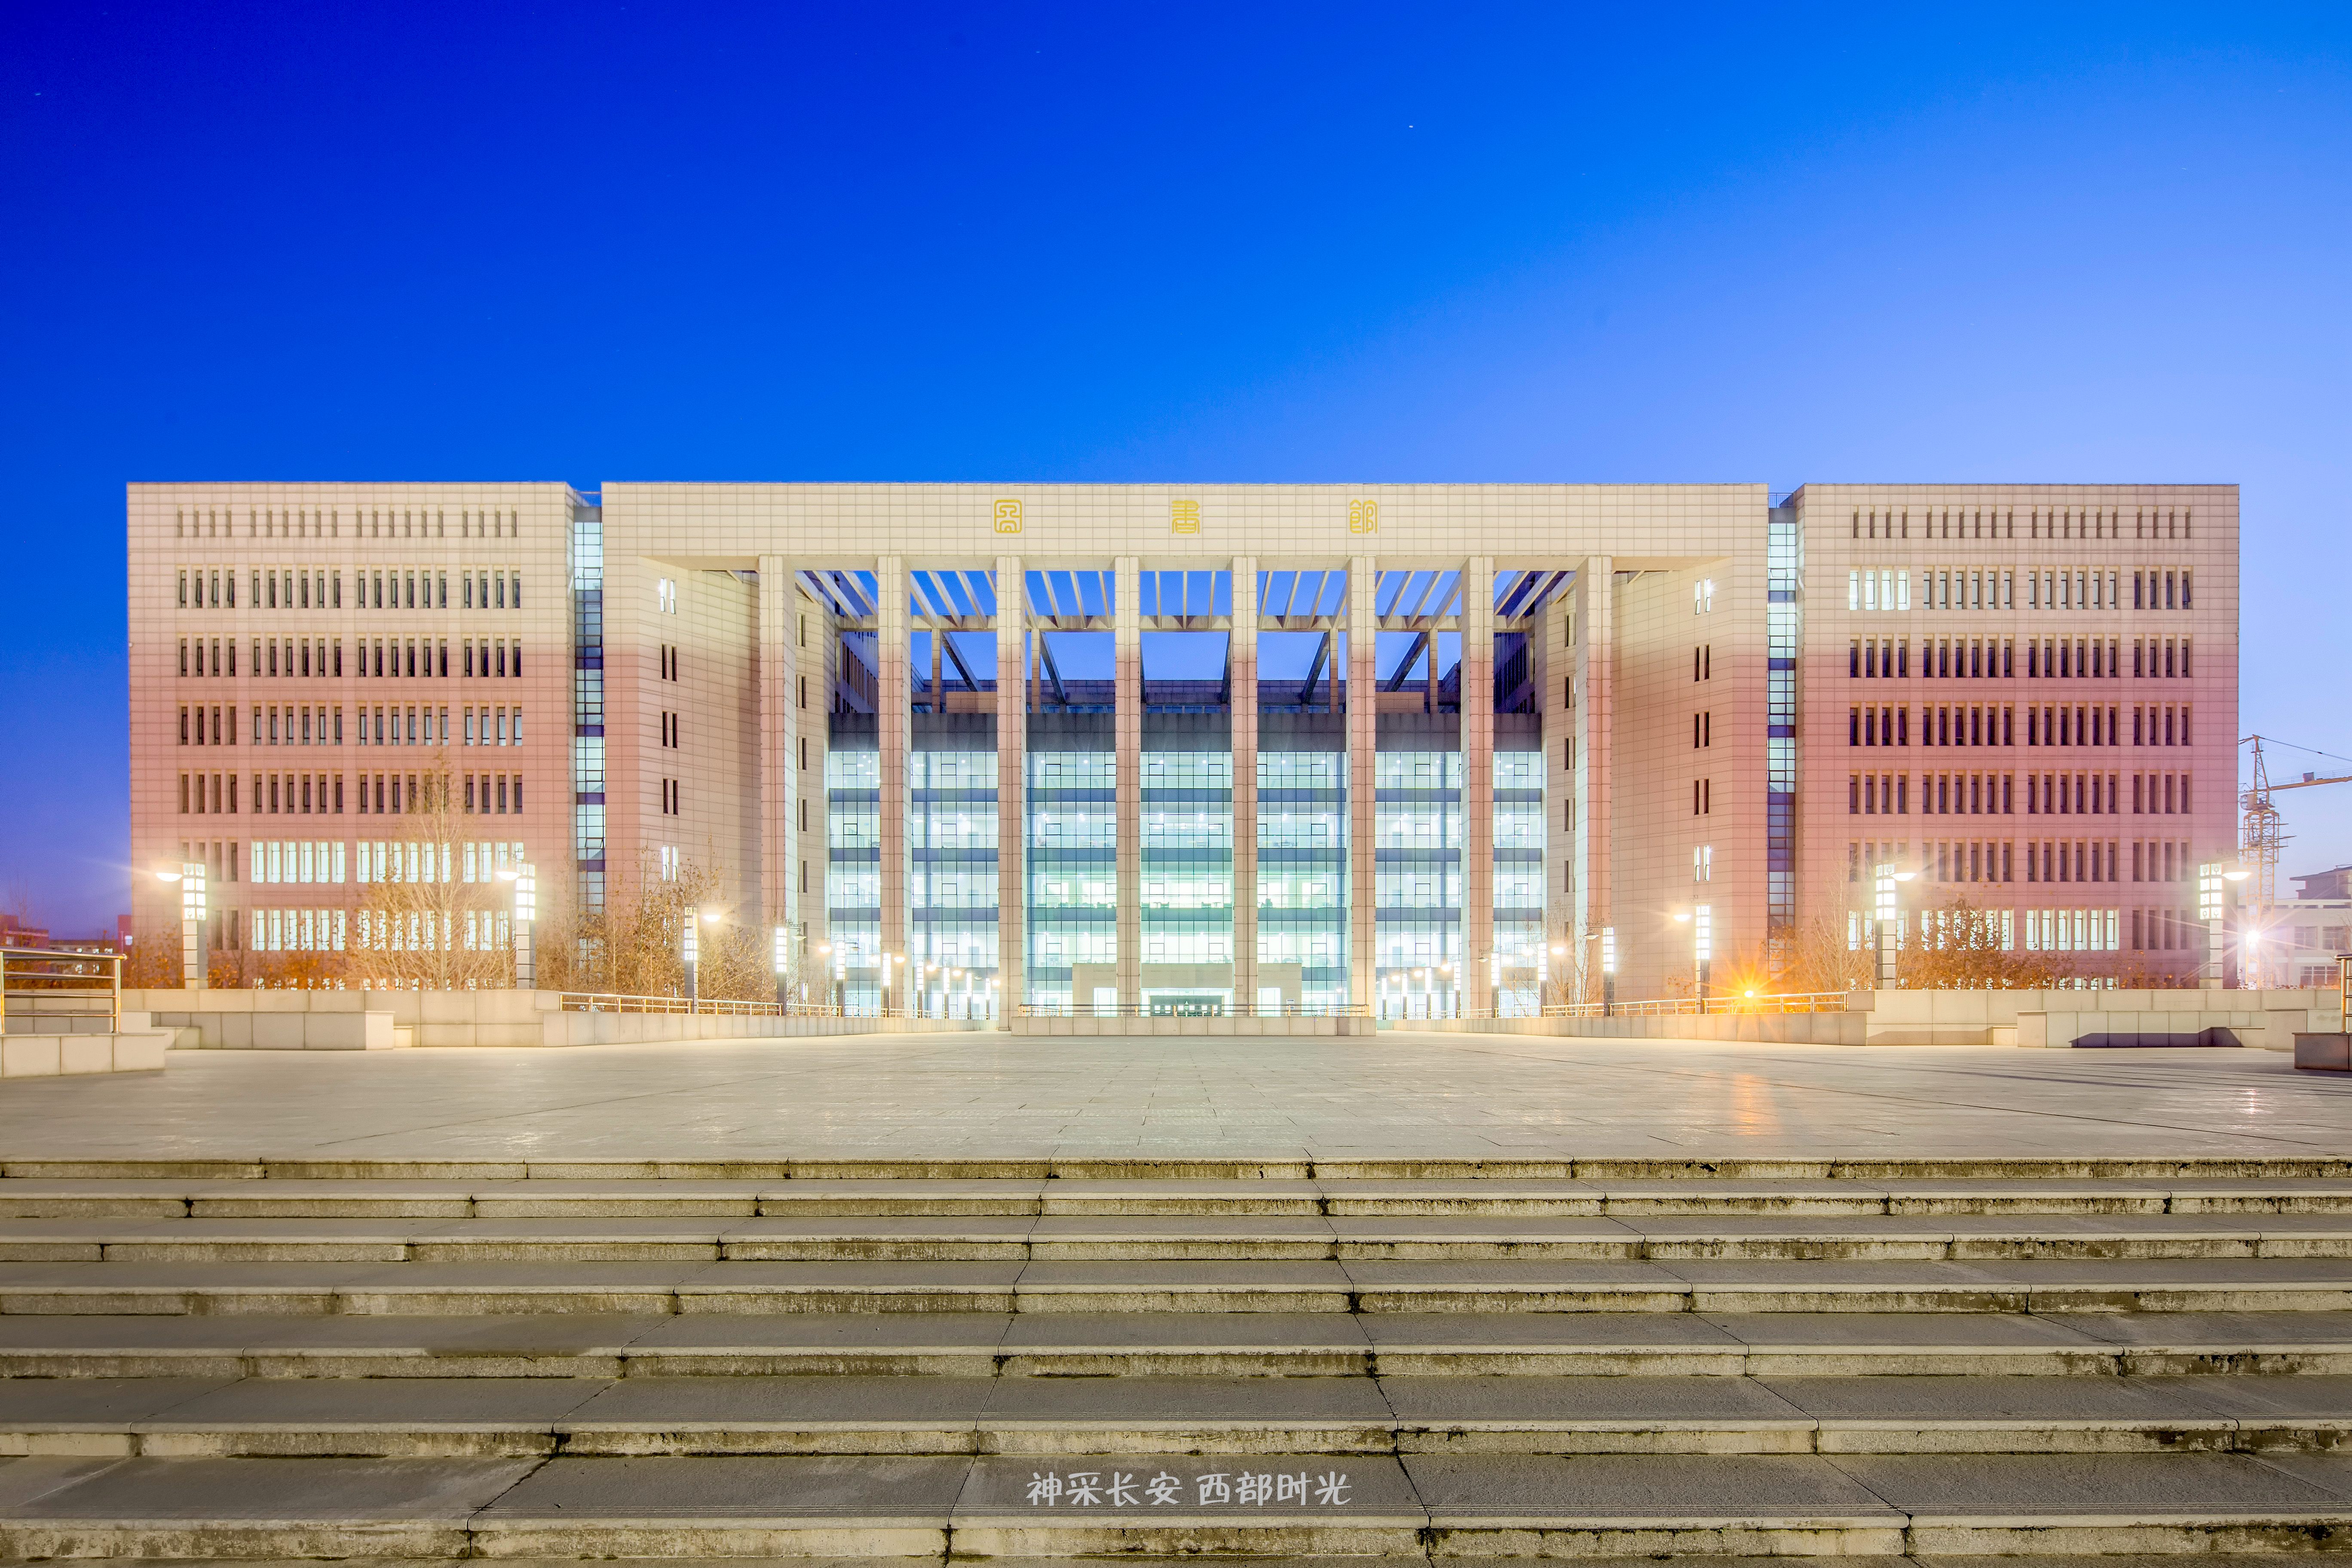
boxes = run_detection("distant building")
[131,482,2236,1009]
[2293,866,2352,902]
[2261,866,2352,989]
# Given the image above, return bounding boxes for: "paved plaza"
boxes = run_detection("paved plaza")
[3,1033,2350,1163]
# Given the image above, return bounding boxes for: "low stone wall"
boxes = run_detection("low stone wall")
[0,1014,171,1077]
[129,990,395,1050]
[126,989,988,1049]
[1420,1011,1868,1045]
[1421,988,2344,1050]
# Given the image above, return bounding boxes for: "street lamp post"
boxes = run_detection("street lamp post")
[1873,863,1916,989]
[1600,926,1616,1017]
[1694,905,1712,1005]
[2201,863,2253,989]
[156,864,206,991]
[497,864,536,989]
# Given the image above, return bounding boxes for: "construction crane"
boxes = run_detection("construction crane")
[2241,736,2352,984]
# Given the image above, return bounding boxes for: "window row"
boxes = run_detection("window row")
[174,507,523,540]
[175,637,524,680]
[1847,567,2196,613]
[176,770,525,817]
[162,836,531,894]
[463,774,526,815]
[1846,703,2193,748]
[177,703,527,747]
[1847,506,2192,541]
[1847,636,2193,681]
[1849,770,2196,818]
[175,567,526,611]
[1845,838,2199,887]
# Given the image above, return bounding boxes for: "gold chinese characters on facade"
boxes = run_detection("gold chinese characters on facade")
[993,499,1023,535]
[1170,499,1200,535]
[1348,498,1378,534]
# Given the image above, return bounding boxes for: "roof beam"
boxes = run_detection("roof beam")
[1298,632,1331,706]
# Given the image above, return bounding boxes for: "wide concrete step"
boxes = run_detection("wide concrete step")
[6,1311,2352,1379]
[4,1372,2352,1458]
[20,1156,2352,1183]
[13,1213,2352,1263]
[10,1451,2352,1557]
[10,1256,2352,1316]
[14,1174,2352,1219]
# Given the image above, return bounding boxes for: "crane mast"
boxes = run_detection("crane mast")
[2243,737,2285,914]
[2240,735,2352,988]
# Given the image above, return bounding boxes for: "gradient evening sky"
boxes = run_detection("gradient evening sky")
[3,3,2349,932]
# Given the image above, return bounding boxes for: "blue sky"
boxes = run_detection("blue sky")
[3,2,2348,931]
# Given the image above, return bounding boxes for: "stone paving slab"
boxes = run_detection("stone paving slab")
[13,1371,2350,1459]
[1834,1449,2352,1511]
[7,1036,2352,1166]
[15,1445,2352,1556]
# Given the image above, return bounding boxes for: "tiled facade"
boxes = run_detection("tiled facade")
[128,481,2238,1008]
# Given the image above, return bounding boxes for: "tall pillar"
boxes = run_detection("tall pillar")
[1115,557,1142,1011]
[995,556,1026,1022]
[1532,588,1570,1004]
[756,555,799,965]
[1347,557,1378,1011]
[1230,558,1259,1013]
[1462,556,1494,1014]
[1572,557,1615,990]
[876,558,910,1011]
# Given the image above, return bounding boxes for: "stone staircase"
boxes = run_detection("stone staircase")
[6,1158,2352,1561]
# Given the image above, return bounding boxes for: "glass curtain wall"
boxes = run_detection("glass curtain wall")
[1141,752,1233,975]
[1769,507,1804,947]
[568,503,606,910]
[1258,751,1348,1009]
[910,748,998,1018]
[825,746,882,1011]
[1375,750,1463,1017]
[1027,750,1115,1009]
[1493,747,1545,1015]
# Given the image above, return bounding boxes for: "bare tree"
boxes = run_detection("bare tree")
[536,845,768,1002]
[345,762,516,990]
[1897,897,2064,989]
[1765,917,1873,995]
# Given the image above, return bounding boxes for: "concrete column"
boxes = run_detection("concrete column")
[995,555,1026,1021]
[876,558,910,1010]
[1348,556,1378,1011]
[1230,557,1259,1013]
[1572,557,1615,989]
[1462,556,1494,1015]
[1532,589,1570,1004]
[756,555,799,970]
[1115,556,1142,1011]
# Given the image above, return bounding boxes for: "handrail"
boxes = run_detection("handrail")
[553,993,975,1019]
[555,992,784,1017]
[1535,990,1857,1020]
[0,948,123,1035]
[1018,1001,1372,1019]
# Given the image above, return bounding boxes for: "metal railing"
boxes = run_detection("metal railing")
[0,948,123,1035]
[1018,1001,1372,1020]
[1537,990,1856,1020]
[556,992,784,1017]
[553,993,983,1020]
